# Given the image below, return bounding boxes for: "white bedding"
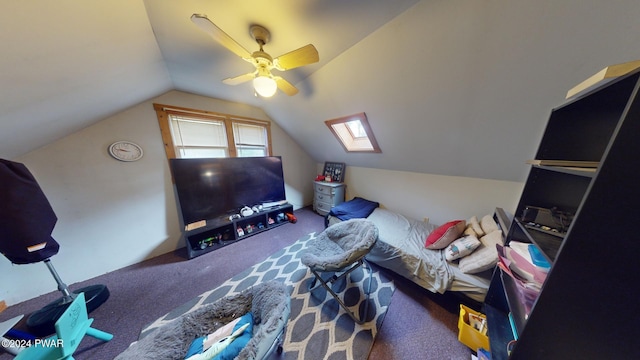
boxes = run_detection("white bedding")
[330,208,492,302]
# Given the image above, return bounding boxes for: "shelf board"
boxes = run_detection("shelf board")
[185,204,292,236]
[566,59,640,99]
[526,159,599,168]
[514,218,562,262]
[523,223,564,238]
[185,204,293,259]
[533,165,597,178]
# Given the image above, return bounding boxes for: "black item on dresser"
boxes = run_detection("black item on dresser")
[484,69,640,359]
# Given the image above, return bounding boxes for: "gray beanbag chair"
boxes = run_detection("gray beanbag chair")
[115,280,290,360]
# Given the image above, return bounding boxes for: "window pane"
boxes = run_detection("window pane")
[170,116,227,146]
[178,147,227,158]
[331,123,374,151]
[233,122,269,157]
[236,146,267,157]
[169,115,228,158]
[233,123,266,146]
[324,112,381,153]
[155,104,273,160]
[346,120,367,138]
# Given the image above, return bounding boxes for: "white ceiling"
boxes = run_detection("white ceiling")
[4,0,640,183]
[0,0,418,159]
[148,0,420,101]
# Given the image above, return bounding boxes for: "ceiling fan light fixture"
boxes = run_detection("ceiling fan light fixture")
[253,75,277,97]
[191,16,318,97]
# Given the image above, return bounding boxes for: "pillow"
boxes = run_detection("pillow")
[463,224,478,238]
[468,216,485,237]
[213,313,253,360]
[458,230,503,274]
[444,235,481,261]
[184,312,253,360]
[480,214,499,234]
[185,317,242,358]
[425,220,466,249]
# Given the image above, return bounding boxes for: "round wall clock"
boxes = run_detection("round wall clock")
[108,141,144,162]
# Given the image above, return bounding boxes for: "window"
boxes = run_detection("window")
[170,115,229,158]
[154,103,272,159]
[325,112,381,152]
[233,122,269,157]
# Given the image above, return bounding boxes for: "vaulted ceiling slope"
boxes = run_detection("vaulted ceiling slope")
[0,1,173,159]
[0,0,417,158]
[3,1,640,183]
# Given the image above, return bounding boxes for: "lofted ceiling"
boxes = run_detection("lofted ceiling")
[3,0,640,183]
[0,0,418,159]
[148,1,421,101]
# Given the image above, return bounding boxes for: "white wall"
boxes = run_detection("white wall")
[269,0,640,184]
[1,90,316,305]
[318,164,523,226]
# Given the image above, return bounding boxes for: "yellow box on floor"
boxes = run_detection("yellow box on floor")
[458,304,490,352]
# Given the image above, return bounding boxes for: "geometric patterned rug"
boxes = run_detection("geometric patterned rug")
[140,232,395,360]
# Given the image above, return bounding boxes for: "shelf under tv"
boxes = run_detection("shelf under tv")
[184,204,294,259]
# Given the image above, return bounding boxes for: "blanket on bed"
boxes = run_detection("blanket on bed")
[326,197,379,227]
[365,209,452,294]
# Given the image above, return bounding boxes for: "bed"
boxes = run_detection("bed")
[326,198,510,302]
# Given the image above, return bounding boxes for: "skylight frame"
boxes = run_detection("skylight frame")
[325,112,381,153]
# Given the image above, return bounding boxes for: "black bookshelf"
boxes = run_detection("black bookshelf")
[484,69,640,359]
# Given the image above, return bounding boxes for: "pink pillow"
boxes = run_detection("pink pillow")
[425,220,466,249]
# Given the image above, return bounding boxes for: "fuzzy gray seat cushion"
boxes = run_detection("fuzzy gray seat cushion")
[115,280,290,360]
[301,219,378,272]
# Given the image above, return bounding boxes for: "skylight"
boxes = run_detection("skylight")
[325,112,381,153]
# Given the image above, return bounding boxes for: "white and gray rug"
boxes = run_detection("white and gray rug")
[140,232,395,360]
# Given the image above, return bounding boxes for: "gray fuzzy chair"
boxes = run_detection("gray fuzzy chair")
[115,280,290,360]
[301,219,378,324]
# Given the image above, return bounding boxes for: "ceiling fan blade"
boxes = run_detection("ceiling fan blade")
[191,14,252,59]
[273,44,319,71]
[223,72,256,85]
[274,76,299,96]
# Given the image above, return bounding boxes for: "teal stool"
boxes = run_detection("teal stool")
[15,292,112,360]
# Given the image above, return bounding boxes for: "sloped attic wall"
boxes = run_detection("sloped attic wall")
[265,0,640,183]
[1,91,315,305]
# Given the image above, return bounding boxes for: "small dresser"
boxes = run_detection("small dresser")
[313,181,345,216]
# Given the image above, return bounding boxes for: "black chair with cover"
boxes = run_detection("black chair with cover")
[0,159,109,337]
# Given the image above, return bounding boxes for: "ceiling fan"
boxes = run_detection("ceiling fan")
[190,14,319,97]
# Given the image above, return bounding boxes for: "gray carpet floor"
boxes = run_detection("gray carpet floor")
[0,206,473,359]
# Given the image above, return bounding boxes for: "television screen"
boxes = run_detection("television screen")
[170,156,286,226]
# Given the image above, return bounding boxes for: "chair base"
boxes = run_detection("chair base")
[16,292,112,360]
[308,259,374,324]
[26,284,110,337]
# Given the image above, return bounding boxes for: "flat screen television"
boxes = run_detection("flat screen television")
[170,156,286,226]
